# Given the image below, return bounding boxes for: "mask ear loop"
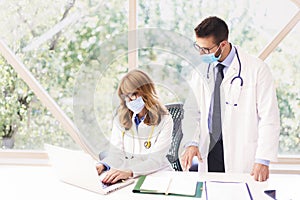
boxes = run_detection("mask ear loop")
[214,45,222,58]
[214,41,226,58]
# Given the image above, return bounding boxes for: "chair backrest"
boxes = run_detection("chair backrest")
[165,103,184,171]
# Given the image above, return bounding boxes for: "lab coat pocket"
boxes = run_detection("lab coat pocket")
[229,85,256,116]
[225,84,242,107]
[240,84,255,102]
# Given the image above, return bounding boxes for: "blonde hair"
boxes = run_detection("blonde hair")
[117,69,168,130]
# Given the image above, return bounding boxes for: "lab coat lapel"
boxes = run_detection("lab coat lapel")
[222,55,239,86]
[206,64,215,93]
[220,51,240,131]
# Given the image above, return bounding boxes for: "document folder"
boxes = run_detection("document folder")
[132,175,203,198]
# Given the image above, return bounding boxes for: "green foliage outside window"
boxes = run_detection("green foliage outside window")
[0,0,299,155]
[0,58,33,139]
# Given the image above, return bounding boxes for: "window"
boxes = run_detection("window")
[0,0,129,154]
[0,0,299,160]
[137,0,300,155]
[265,23,300,155]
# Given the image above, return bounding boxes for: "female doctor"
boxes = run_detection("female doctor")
[180,16,280,182]
[96,69,173,184]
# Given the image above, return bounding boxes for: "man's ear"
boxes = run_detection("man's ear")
[220,40,228,48]
[215,40,228,57]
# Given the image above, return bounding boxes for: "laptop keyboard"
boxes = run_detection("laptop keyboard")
[100,181,112,189]
[100,179,125,189]
[99,171,126,189]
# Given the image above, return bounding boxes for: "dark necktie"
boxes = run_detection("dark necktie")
[208,63,225,172]
[212,63,225,141]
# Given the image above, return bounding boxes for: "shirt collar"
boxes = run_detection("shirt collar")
[134,114,146,126]
[213,43,235,73]
[220,43,235,67]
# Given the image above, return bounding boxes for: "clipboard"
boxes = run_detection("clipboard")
[132,175,203,198]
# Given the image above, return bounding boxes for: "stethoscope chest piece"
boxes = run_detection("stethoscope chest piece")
[144,141,151,149]
[125,155,134,159]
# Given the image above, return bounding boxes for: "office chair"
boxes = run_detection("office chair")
[165,103,184,171]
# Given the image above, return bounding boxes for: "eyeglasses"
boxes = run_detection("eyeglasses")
[121,92,138,101]
[193,42,219,54]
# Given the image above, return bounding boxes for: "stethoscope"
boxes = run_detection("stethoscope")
[121,126,155,159]
[206,47,244,106]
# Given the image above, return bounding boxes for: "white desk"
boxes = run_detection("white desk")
[0,165,299,200]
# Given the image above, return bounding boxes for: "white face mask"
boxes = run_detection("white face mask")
[126,96,145,114]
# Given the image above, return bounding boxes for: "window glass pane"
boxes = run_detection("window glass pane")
[265,23,300,155]
[87,57,128,152]
[0,0,128,151]
[137,0,299,156]
[138,0,297,55]
[138,49,191,104]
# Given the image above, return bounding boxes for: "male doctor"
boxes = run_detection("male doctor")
[180,16,280,181]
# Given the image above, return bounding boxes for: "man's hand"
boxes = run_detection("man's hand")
[180,146,202,171]
[102,168,133,184]
[250,163,269,182]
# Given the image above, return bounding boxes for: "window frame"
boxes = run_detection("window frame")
[0,0,299,172]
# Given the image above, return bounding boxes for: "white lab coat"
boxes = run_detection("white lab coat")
[181,46,280,173]
[102,113,173,177]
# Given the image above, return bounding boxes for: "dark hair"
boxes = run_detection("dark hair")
[194,16,229,44]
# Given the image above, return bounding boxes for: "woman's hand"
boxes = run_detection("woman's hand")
[96,164,105,175]
[102,168,133,184]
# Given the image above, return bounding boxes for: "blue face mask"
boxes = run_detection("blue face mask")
[200,45,222,64]
[200,52,221,64]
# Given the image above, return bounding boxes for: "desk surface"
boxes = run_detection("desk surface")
[0,165,299,200]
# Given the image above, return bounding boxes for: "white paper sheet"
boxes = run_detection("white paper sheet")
[140,176,171,193]
[140,176,198,196]
[205,181,252,200]
[167,177,198,196]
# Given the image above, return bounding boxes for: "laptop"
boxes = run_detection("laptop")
[45,144,134,195]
